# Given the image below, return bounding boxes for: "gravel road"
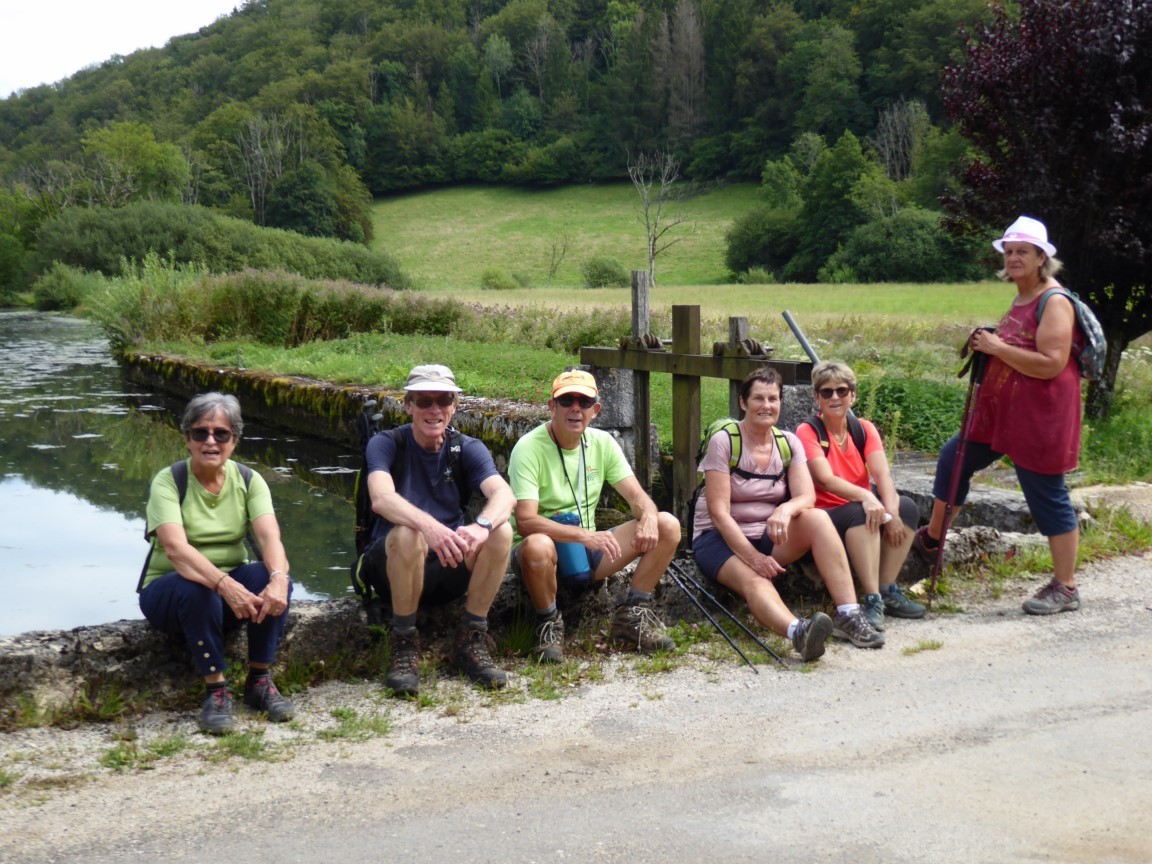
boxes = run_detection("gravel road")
[2,548,1151,864]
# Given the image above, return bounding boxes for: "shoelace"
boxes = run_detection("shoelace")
[393,636,420,673]
[537,618,563,646]
[632,606,666,638]
[462,629,495,665]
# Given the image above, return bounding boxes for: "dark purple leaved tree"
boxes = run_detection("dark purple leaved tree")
[942,0,1152,419]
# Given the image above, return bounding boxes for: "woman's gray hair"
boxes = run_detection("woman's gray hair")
[181,392,244,438]
[997,251,1064,281]
[811,361,857,393]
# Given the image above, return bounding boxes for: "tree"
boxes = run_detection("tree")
[628,150,691,288]
[942,0,1152,419]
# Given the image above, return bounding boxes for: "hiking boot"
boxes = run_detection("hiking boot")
[533,612,565,664]
[883,584,927,619]
[199,688,235,735]
[244,676,295,723]
[450,626,508,689]
[610,603,675,653]
[912,526,940,565]
[1022,579,1081,615]
[833,608,885,649]
[791,612,833,662]
[862,593,886,631]
[386,629,422,696]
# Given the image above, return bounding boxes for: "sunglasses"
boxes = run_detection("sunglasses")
[817,386,852,399]
[555,394,597,410]
[189,427,234,443]
[412,393,455,409]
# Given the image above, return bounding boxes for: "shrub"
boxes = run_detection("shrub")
[724,206,800,278]
[857,377,965,452]
[31,262,106,311]
[580,255,629,289]
[0,233,30,304]
[822,209,984,283]
[736,266,776,285]
[34,202,412,289]
[479,268,520,291]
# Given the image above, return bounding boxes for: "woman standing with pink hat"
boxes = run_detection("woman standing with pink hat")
[913,215,1086,615]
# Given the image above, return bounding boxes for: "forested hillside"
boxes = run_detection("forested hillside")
[0,0,988,204]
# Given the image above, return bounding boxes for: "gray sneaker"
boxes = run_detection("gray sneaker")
[791,612,833,662]
[833,608,885,648]
[883,584,927,619]
[199,687,235,735]
[533,612,565,663]
[862,593,886,631]
[1022,579,1081,615]
[243,676,295,722]
[610,603,675,653]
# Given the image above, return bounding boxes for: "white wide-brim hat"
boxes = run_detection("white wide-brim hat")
[992,215,1056,257]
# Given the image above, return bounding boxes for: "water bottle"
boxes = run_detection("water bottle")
[549,512,592,587]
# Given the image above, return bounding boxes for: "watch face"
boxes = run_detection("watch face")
[477,516,493,530]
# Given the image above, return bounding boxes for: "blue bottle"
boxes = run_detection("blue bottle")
[549,512,592,587]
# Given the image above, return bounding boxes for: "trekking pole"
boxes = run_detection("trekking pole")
[927,343,991,607]
[666,566,758,673]
[668,559,788,668]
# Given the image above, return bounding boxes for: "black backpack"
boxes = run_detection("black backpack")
[798,413,866,457]
[349,402,471,603]
[137,460,258,593]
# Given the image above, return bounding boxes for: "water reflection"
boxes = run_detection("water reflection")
[0,312,360,636]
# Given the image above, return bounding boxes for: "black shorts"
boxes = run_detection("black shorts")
[824,494,919,541]
[359,535,471,607]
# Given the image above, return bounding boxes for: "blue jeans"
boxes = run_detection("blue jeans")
[139,562,291,677]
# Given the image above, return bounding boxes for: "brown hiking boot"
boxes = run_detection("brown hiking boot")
[609,603,675,653]
[386,628,422,696]
[450,626,508,689]
[533,611,565,663]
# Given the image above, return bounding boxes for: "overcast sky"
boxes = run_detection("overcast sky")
[0,1,244,98]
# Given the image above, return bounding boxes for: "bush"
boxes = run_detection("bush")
[31,262,105,311]
[580,255,629,289]
[821,209,984,283]
[735,266,776,285]
[724,207,800,278]
[856,377,965,452]
[34,202,412,289]
[479,268,520,291]
[0,233,31,304]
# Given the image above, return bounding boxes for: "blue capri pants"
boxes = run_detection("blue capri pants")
[933,435,1078,537]
[139,562,291,677]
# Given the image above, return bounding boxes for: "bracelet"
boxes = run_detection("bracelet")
[269,569,286,579]
[212,572,227,591]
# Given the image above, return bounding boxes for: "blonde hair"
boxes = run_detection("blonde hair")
[997,250,1064,281]
[811,361,857,393]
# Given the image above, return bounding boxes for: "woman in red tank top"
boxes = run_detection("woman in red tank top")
[914,216,1084,616]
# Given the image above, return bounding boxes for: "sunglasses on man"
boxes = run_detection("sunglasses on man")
[412,393,456,409]
[189,427,234,443]
[555,394,597,409]
[817,386,852,399]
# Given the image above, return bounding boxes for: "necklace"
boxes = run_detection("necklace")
[831,428,848,448]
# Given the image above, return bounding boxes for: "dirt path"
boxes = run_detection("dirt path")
[3,544,1151,864]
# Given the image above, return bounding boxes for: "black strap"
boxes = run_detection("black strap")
[802,413,866,457]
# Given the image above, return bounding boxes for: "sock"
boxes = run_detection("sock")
[206,681,227,694]
[786,620,799,640]
[462,610,488,631]
[880,585,897,596]
[624,588,653,606]
[392,612,417,634]
[536,602,558,619]
[246,669,269,687]
[836,604,860,617]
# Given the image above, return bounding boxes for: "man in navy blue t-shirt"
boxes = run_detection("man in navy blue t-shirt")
[362,364,514,697]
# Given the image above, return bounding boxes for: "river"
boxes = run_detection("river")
[0,312,359,636]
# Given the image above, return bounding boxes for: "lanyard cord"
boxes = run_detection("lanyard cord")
[549,423,588,529]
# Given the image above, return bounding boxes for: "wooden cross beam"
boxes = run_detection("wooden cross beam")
[581,304,812,522]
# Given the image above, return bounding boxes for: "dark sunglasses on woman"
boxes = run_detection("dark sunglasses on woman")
[817,386,852,399]
[189,427,234,443]
[556,394,597,409]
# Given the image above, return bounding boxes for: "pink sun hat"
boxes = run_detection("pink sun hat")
[992,215,1057,257]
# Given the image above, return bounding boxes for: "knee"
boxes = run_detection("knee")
[655,511,682,548]
[518,534,557,581]
[387,525,427,560]
[484,521,513,556]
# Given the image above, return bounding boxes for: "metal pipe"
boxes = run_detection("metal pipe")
[782,310,821,365]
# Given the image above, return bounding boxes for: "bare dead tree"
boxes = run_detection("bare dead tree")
[871,97,930,181]
[628,150,692,288]
[19,160,85,216]
[668,0,707,145]
[524,18,552,100]
[232,113,303,225]
[545,233,570,287]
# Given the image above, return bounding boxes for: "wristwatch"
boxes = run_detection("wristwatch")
[476,515,494,532]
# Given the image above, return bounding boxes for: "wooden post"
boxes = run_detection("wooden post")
[672,305,701,522]
[728,316,749,419]
[631,271,652,490]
